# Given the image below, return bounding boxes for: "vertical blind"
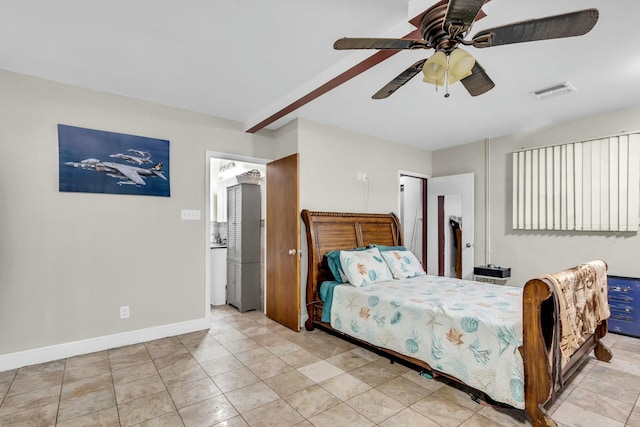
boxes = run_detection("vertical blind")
[512,133,640,231]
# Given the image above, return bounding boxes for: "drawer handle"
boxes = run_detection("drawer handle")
[609,296,632,302]
[611,315,633,322]
[609,286,631,292]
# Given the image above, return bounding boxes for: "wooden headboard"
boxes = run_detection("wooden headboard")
[301,209,402,330]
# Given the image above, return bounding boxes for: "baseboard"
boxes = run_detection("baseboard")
[0,317,211,372]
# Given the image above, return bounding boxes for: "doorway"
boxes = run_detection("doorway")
[399,174,427,268]
[205,152,267,315]
[399,172,474,280]
[426,173,474,279]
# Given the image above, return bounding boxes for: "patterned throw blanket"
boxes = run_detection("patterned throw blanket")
[540,260,610,368]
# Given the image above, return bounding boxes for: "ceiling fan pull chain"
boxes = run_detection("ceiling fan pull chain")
[445,53,451,98]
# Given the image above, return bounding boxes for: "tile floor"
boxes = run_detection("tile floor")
[1,305,639,426]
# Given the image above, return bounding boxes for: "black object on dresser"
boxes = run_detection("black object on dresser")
[608,275,640,338]
[473,265,511,278]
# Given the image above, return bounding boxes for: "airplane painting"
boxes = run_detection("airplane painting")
[58,124,170,197]
[108,152,152,165]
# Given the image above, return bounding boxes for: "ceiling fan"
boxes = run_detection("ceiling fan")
[334,0,599,99]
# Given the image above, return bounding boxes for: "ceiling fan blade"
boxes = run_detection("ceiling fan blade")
[372,59,426,99]
[461,62,495,96]
[471,9,598,48]
[334,38,429,50]
[444,0,487,35]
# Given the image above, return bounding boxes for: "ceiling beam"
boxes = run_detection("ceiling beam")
[245,29,421,134]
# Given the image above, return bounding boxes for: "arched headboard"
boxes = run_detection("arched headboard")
[300,209,402,330]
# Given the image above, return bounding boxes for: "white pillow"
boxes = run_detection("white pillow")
[339,247,393,287]
[381,250,426,279]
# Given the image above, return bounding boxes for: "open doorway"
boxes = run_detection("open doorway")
[205,152,267,315]
[426,173,474,279]
[400,172,474,280]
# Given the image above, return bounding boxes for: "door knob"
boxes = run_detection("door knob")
[288,249,297,255]
[465,243,472,248]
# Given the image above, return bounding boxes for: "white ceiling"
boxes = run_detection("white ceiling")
[2,0,639,151]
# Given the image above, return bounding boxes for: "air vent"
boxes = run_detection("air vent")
[531,82,576,100]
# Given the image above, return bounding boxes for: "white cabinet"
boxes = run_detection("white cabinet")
[226,183,260,312]
[210,247,227,305]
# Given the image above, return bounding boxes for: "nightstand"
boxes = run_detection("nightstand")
[473,275,509,285]
[473,265,511,285]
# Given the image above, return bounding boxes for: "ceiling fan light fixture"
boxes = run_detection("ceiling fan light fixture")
[422,50,447,84]
[422,48,475,87]
[448,48,475,83]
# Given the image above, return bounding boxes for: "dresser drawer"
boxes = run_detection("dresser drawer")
[608,275,640,338]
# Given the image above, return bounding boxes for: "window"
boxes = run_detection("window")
[512,133,640,231]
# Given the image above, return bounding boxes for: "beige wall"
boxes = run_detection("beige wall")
[433,106,640,286]
[298,119,432,213]
[296,119,432,320]
[0,70,277,356]
[7,65,638,362]
[0,70,433,361]
[272,120,299,160]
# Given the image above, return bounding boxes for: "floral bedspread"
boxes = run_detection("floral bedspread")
[330,275,525,408]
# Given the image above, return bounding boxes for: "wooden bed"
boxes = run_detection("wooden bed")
[301,209,612,427]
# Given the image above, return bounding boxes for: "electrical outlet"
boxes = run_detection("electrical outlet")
[357,172,368,181]
[120,305,130,319]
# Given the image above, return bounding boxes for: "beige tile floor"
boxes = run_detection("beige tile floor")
[1,305,639,426]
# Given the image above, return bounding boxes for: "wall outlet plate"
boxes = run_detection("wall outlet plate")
[181,209,201,220]
[120,305,130,319]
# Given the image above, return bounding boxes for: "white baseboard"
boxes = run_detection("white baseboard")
[0,317,211,372]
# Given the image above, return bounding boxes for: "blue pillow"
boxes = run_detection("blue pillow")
[370,244,407,252]
[326,250,345,282]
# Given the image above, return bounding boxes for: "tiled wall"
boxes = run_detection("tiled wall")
[210,221,228,244]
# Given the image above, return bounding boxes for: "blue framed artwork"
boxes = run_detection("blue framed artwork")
[58,124,170,197]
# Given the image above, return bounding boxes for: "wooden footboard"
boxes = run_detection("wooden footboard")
[522,272,612,427]
[522,278,557,427]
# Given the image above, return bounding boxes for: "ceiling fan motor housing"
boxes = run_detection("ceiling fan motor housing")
[420,1,463,53]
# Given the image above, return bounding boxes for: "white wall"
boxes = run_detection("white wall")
[432,106,640,286]
[0,70,278,360]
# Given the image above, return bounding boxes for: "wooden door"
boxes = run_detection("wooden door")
[266,154,300,330]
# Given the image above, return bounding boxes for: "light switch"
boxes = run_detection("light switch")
[181,209,201,220]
